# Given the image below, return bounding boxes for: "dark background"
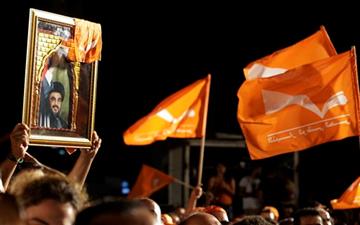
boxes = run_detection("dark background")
[1,0,359,209]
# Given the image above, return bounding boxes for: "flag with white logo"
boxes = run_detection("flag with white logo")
[127,164,175,199]
[243,26,336,80]
[123,75,211,145]
[238,48,360,159]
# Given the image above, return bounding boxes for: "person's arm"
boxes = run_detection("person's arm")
[206,177,216,204]
[1,123,29,190]
[67,131,102,187]
[185,186,203,215]
[220,178,236,196]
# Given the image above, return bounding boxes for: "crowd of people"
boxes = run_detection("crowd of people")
[0,123,359,224]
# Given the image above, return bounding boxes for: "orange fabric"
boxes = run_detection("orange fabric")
[123,75,211,145]
[66,19,102,63]
[238,49,360,159]
[331,176,360,209]
[243,26,336,80]
[127,165,175,199]
[216,193,233,205]
[65,148,77,155]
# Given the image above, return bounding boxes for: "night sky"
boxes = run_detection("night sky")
[1,1,360,207]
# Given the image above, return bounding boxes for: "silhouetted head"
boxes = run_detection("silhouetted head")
[75,198,157,225]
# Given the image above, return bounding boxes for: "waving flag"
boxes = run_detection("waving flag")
[331,176,360,209]
[238,48,360,159]
[127,165,175,199]
[124,75,211,145]
[244,26,336,80]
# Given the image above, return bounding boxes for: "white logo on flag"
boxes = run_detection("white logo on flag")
[247,63,288,80]
[156,109,195,123]
[262,90,348,118]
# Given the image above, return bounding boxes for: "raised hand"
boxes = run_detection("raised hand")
[9,123,30,161]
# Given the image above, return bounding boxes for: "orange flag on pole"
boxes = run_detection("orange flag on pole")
[127,164,175,199]
[123,75,211,145]
[238,48,360,160]
[243,26,337,80]
[331,176,360,209]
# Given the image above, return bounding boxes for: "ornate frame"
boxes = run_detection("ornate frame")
[22,8,98,148]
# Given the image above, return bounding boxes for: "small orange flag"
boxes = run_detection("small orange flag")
[123,75,211,145]
[127,165,175,199]
[331,176,360,209]
[238,48,360,159]
[243,26,336,80]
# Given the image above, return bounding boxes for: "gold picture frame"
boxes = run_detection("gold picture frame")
[22,8,99,149]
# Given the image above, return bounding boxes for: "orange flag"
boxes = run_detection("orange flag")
[63,19,102,63]
[127,164,175,199]
[331,176,360,209]
[243,26,337,80]
[123,75,211,145]
[238,48,360,160]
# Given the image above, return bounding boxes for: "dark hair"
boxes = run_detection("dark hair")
[17,172,87,211]
[49,81,65,100]
[294,207,321,225]
[232,215,273,225]
[74,198,147,225]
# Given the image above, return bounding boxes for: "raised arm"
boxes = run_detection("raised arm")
[1,123,29,191]
[67,131,102,187]
[185,186,203,215]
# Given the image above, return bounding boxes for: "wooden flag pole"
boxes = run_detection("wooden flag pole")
[197,74,211,186]
[173,177,195,190]
[351,46,360,152]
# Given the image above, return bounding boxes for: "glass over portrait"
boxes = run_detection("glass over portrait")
[22,8,101,148]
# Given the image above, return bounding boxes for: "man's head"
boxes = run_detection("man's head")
[261,206,279,223]
[138,197,162,225]
[216,163,226,175]
[180,212,221,225]
[48,82,65,116]
[10,169,87,225]
[232,215,273,225]
[316,208,333,225]
[294,207,323,225]
[202,205,229,223]
[75,198,157,225]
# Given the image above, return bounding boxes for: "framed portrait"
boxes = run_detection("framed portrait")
[22,8,101,149]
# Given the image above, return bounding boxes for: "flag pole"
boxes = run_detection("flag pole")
[173,177,195,190]
[320,25,337,55]
[197,74,211,186]
[351,46,360,151]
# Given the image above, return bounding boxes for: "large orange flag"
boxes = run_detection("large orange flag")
[124,75,211,145]
[238,48,360,159]
[127,164,175,199]
[331,176,360,209]
[243,26,337,80]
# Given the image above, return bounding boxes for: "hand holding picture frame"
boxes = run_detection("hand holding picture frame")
[22,8,102,149]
